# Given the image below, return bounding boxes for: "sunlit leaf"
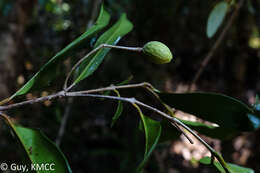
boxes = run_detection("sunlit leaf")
[158,92,257,131]
[7,4,110,101]
[110,90,123,127]
[73,13,133,84]
[200,156,254,173]
[207,1,229,38]
[133,104,161,173]
[180,119,239,140]
[158,118,238,142]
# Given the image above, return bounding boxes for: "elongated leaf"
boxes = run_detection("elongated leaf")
[104,75,133,96]
[73,13,133,84]
[158,92,256,131]
[159,119,238,142]
[133,105,161,173]
[200,156,254,173]
[159,120,181,143]
[8,4,110,100]
[181,119,239,140]
[108,77,133,127]
[3,116,72,173]
[110,90,123,127]
[207,1,229,38]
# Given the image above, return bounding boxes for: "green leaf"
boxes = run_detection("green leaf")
[133,105,161,173]
[118,75,133,85]
[200,156,254,173]
[180,119,239,140]
[108,76,133,127]
[110,90,123,127]
[207,1,229,38]
[4,116,72,173]
[73,13,133,84]
[104,75,133,96]
[9,4,110,100]
[158,92,256,131]
[158,118,238,142]
[159,120,181,143]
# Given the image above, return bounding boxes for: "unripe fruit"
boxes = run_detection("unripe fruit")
[143,41,173,64]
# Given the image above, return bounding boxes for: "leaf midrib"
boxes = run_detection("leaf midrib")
[75,15,128,83]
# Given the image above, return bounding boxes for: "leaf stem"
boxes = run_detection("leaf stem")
[0,83,148,111]
[63,44,143,91]
[55,97,74,146]
[70,93,231,172]
[0,82,231,172]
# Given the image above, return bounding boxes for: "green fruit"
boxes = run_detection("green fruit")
[143,41,173,64]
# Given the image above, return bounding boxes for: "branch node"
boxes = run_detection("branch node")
[128,97,136,104]
[109,84,116,91]
[59,90,67,97]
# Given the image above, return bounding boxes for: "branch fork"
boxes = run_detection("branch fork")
[0,42,232,172]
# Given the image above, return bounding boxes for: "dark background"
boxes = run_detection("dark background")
[0,0,260,172]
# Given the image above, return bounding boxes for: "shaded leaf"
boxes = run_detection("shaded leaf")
[73,14,133,84]
[159,120,181,143]
[110,90,123,127]
[200,156,254,173]
[106,76,133,127]
[207,1,229,38]
[133,105,161,173]
[181,119,239,140]
[118,75,133,85]
[104,75,133,96]
[3,115,72,173]
[9,4,110,100]
[158,118,238,142]
[158,92,256,131]
[108,76,133,127]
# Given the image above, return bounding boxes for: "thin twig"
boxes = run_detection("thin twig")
[65,92,230,172]
[72,82,149,95]
[170,122,194,144]
[0,83,231,172]
[55,97,73,146]
[139,87,195,144]
[75,82,195,144]
[63,44,142,91]
[0,112,11,123]
[188,0,244,91]
[63,44,105,91]
[0,83,150,111]
[0,91,64,111]
[0,81,194,145]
